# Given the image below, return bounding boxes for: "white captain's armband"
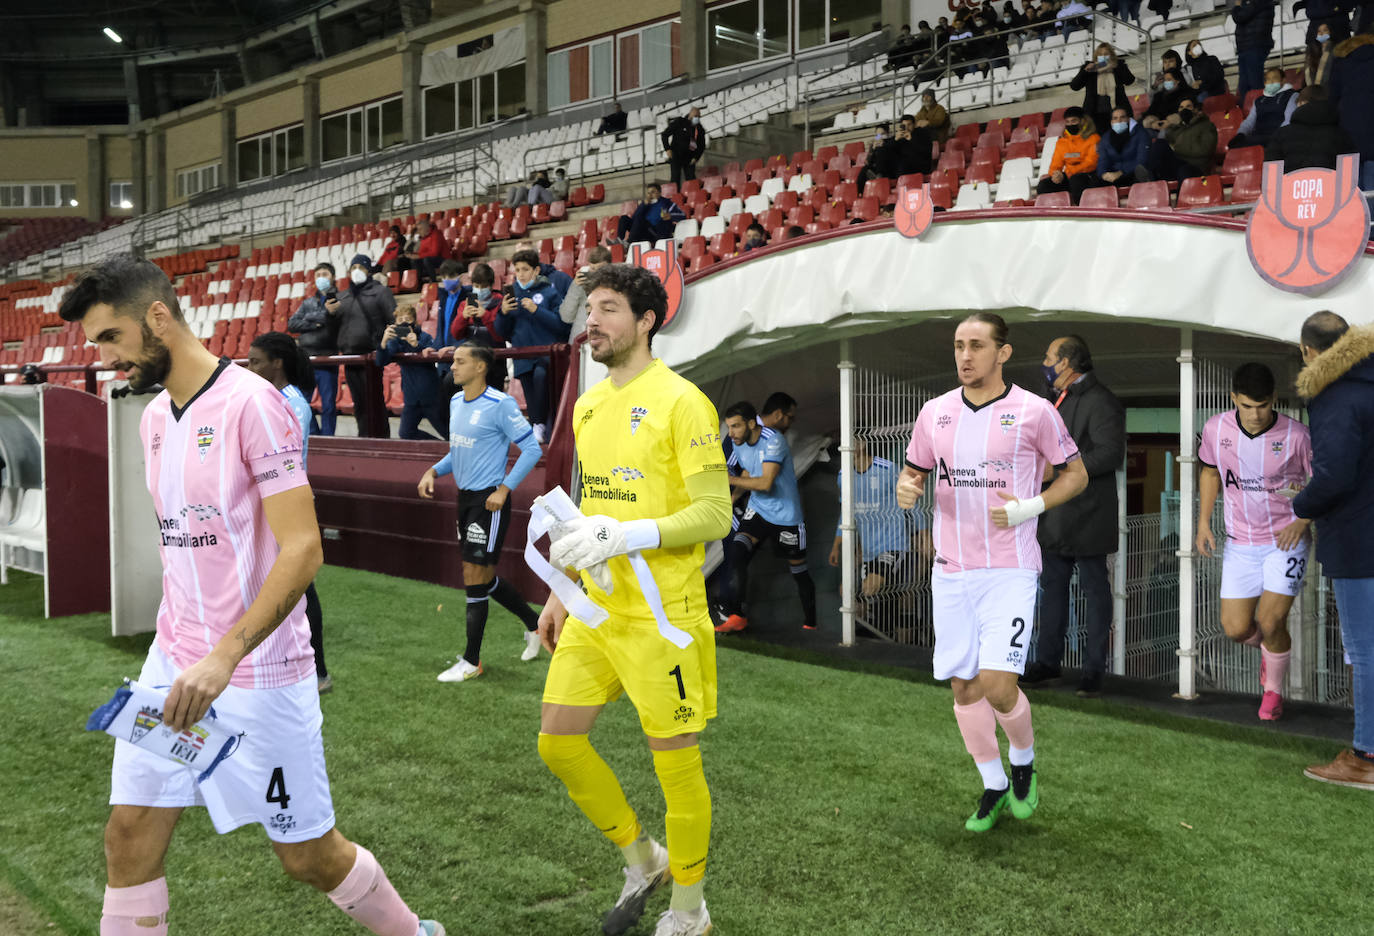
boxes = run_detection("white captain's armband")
[86,680,242,783]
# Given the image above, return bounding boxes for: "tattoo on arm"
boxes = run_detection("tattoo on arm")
[233,587,304,656]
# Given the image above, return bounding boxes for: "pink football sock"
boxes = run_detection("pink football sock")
[1242,629,1264,648]
[1260,646,1290,695]
[993,689,1036,752]
[327,845,420,936]
[953,697,1001,764]
[101,878,168,935]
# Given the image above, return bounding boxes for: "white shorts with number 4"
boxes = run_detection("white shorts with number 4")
[931,567,1039,681]
[110,643,336,844]
[1220,540,1311,600]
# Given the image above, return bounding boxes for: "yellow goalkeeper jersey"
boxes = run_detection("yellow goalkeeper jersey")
[573,358,727,622]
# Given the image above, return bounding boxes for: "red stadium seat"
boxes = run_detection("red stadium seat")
[955,123,981,144]
[1230,168,1262,202]
[1202,93,1239,116]
[1177,174,1224,208]
[966,164,997,186]
[842,141,867,162]
[986,117,1013,138]
[1005,140,1037,161]
[689,253,716,273]
[815,145,839,162]
[1016,112,1046,133]
[896,172,925,190]
[1034,191,1071,207]
[1126,181,1171,210]
[1078,186,1119,209]
[1241,89,1263,115]
[399,269,419,292]
[850,196,880,222]
[1221,145,1264,178]
[708,232,736,257]
[862,178,892,203]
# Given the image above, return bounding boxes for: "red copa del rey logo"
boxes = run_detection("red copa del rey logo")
[1246,154,1370,295]
[894,183,935,240]
[630,240,685,329]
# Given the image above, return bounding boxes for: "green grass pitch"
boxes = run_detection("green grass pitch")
[0,565,1367,935]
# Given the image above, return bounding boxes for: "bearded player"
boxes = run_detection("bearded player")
[1196,362,1312,721]
[897,312,1087,831]
[61,255,442,936]
[536,264,730,936]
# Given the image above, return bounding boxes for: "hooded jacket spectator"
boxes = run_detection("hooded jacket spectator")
[1329,32,1374,163]
[1048,123,1101,176]
[915,100,952,142]
[1036,372,1126,556]
[1265,98,1356,169]
[1163,109,1219,172]
[1293,327,1374,578]
[1097,118,1151,175]
[335,256,396,353]
[492,273,569,378]
[287,290,341,356]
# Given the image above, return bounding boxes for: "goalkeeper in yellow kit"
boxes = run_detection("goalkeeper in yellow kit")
[538,264,730,936]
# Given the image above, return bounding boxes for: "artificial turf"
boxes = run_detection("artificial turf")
[0,564,1366,936]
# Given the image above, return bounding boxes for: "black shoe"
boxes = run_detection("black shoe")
[1019,662,1062,687]
[1076,671,1103,698]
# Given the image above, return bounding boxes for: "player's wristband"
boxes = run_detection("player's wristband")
[1002,495,1046,527]
[623,518,660,552]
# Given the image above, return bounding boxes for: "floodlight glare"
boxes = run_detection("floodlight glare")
[103,27,123,43]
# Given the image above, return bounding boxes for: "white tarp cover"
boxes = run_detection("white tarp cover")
[422,25,525,86]
[652,217,1374,384]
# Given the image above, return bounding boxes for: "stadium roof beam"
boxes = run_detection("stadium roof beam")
[131,0,376,67]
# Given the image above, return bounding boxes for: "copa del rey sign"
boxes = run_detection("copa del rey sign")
[1246,153,1370,295]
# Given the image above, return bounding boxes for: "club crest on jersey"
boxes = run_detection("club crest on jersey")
[1271,440,1284,454]
[196,426,215,463]
[998,412,1017,433]
[130,706,162,744]
[629,406,648,435]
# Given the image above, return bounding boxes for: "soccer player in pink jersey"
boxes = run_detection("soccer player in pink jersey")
[1195,362,1313,722]
[60,256,443,936]
[897,312,1088,832]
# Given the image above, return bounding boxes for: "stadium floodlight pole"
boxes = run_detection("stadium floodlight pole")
[1113,467,1127,676]
[838,339,856,647]
[1175,327,1198,700]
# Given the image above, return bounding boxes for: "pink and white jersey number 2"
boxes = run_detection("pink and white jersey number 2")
[907,384,1080,573]
[141,361,315,689]
[1198,411,1312,547]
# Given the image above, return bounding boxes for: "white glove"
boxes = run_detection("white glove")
[1000,495,1046,527]
[549,515,660,586]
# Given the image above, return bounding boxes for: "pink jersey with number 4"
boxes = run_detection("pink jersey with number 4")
[1198,411,1311,547]
[906,383,1080,573]
[140,360,314,689]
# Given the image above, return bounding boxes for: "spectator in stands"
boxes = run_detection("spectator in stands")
[436,259,497,362]
[981,15,1013,70]
[377,303,448,441]
[336,253,395,438]
[915,21,937,55]
[613,182,686,246]
[596,102,628,136]
[662,106,707,186]
[549,167,570,203]
[1329,25,1374,190]
[895,114,935,175]
[1231,67,1299,148]
[506,170,538,208]
[559,245,612,338]
[1145,68,1197,121]
[1109,0,1143,24]
[947,17,979,76]
[377,224,408,275]
[493,249,568,443]
[1001,3,1028,32]
[1150,49,1184,94]
[1086,106,1151,188]
[1056,0,1093,38]
[1267,85,1358,169]
[1141,97,1217,180]
[860,123,902,184]
[886,24,920,71]
[786,224,806,238]
[1295,0,1353,44]
[1293,311,1374,790]
[287,261,342,435]
[1307,23,1338,85]
[525,169,552,206]
[1070,43,1136,133]
[405,219,447,283]
[741,223,769,252]
[1184,40,1229,99]
[1035,106,1101,202]
[1232,0,1277,100]
[512,239,573,303]
[915,89,952,143]
[1021,335,1126,699]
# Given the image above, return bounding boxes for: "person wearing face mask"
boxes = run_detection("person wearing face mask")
[860,123,901,184]
[287,262,343,435]
[1081,106,1151,191]
[1141,97,1218,180]
[1306,23,1337,85]
[660,106,707,187]
[1150,49,1183,93]
[1266,84,1357,170]
[377,303,448,441]
[1070,43,1136,134]
[1184,41,1228,99]
[1231,0,1276,100]
[558,245,612,339]
[1294,0,1354,45]
[1019,336,1125,700]
[434,259,498,374]
[1231,67,1298,149]
[739,222,769,253]
[1145,67,1196,122]
[1035,106,1101,202]
[493,249,570,444]
[335,253,396,438]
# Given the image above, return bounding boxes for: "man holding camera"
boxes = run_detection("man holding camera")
[559,246,613,339]
[377,304,448,441]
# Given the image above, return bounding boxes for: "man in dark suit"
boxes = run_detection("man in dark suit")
[661,106,707,186]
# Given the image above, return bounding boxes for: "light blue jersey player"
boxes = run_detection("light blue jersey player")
[828,437,930,599]
[717,400,815,633]
[281,384,313,472]
[418,343,545,682]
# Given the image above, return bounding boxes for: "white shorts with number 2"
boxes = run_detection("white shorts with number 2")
[931,567,1039,681]
[1220,540,1311,600]
[109,643,336,844]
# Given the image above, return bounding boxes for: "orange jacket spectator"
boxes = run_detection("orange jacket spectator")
[1049,127,1100,176]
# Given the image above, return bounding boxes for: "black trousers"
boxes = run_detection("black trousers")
[669,155,698,187]
[344,363,390,438]
[1034,551,1113,674]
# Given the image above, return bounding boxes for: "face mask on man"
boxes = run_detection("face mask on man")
[690,116,700,125]
[1004,15,1013,23]
[1042,363,1061,386]
[315,276,332,293]
[442,277,462,292]
[1064,123,1081,135]
[516,276,535,290]
[350,268,367,285]
[475,287,492,300]
[1263,82,1282,95]
[1163,80,1177,91]
[1178,108,1194,122]
[1097,55,1109,65]
[1111,121,1128,134]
